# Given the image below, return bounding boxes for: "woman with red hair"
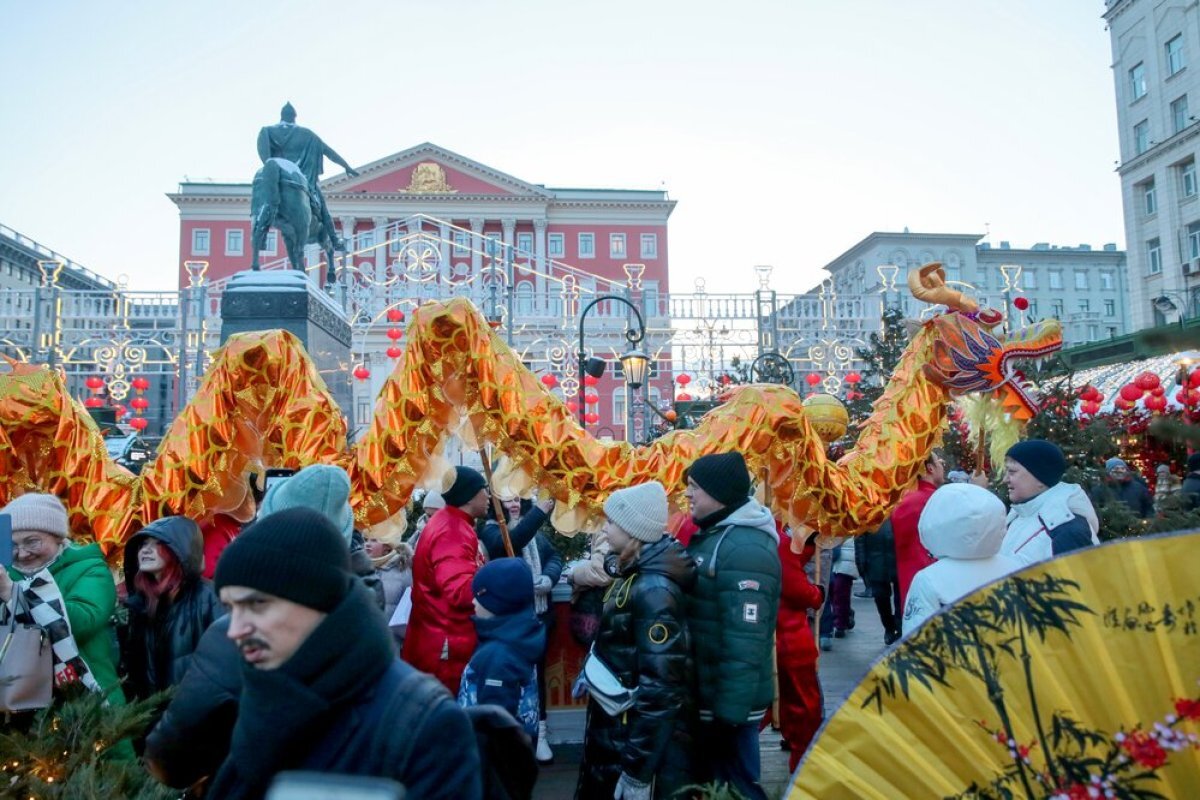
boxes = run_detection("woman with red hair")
[122,516,223,700]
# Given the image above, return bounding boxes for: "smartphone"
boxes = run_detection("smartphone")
[0,513,12,568]
[263,468,297,494]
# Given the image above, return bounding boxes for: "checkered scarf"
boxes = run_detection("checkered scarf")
[3,569,103,696]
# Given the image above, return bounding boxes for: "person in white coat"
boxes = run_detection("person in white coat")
[901,484,1022,635]
[999,439,1098,567]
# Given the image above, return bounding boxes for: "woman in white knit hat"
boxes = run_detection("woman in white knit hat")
[575,481,697,800]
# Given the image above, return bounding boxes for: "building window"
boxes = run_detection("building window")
[389,234,403,254]
[1148,237,1163,274]
[1049,270,1063,290]
[359,231,375,252]
[225,229,244,256]
[515,281,533,316]
[1101,271,1114,290]
[1022,270,1038,289]
[1074,271,1088,290]
[1134,120,1150,155]
[612,388,627,425]
[1188,222,1200,259]
[1130,61,1147,100]
[640,233,658,259]
[516,232,534,256]
[1088,324,1099,341]
[1144,179,1158,214]
[1104,299,1116,316]
[1183,159,1197,197]
[1078,299,1090,312]
[1173,95,1190,134]
[260,231,278,254]
[484,235,501,258]
[1167,34,1186,76]
[578,233,595,258]
[609,233,626,259]
[1027,301,1038,318]
[452,230,470,256]
[548,233,565,258]
[191,229,210,256]
[1051,300,1064,318]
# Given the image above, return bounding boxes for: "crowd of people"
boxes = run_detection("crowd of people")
[0,441,1196,798]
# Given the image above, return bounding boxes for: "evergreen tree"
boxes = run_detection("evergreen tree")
[844,307,909,443]
[0,684,175,799]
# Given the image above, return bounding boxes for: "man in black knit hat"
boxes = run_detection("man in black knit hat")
[682,451,781,800]
[208,507,481,800]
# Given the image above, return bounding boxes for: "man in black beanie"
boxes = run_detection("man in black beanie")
[682,452,781,800]
[1182,452,1200,509]
[403,465,490,693]
[207,507,481,800]
[1000,439,1097,566]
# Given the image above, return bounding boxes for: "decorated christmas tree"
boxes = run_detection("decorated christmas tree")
[843,307,908,444]
[0,684,175,799]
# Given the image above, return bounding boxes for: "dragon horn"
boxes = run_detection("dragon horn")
[907,262,979,314]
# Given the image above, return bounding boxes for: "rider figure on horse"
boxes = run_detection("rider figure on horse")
[256,102,358,250]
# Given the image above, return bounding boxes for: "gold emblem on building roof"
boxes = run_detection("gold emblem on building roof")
[401,162,457,194]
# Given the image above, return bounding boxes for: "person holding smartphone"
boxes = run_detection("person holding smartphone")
[0,494,130,754]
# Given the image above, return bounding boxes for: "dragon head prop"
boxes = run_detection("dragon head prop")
[909,263,1063,421]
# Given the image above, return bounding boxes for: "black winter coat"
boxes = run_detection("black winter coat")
[144,615,241,790]
[577,537,697,800]
[122,516,224,699]
[1182,472,1200,509]
[854,519,898,585]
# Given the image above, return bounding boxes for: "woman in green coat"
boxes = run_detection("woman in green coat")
[0,493,126,710]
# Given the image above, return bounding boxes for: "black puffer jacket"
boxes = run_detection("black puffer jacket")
[855,519,898,584]
[577,537,697,800]
[122,516,224,699]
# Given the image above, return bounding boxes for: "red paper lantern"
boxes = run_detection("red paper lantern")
[540,374,558,388]
[1013,296,1030,311]
[1151,386,1166,397]
[113,404,127,418]
[805,374,820,386]
[130,397,149,411]
[1189,388,1200,406]
[1177,389,1188,403]
[664,410,677,423]
[129,417,148,431]
[584,412,600,424]
[131,376,150,392]
[1119,384,1144,402]
[566,401,580,414]
[676,374,691,386]
[84,397,104,408]
[1079,400,1099,415]
[677,392,692,402]
[1114,397,1134,411]
[85,376,104,390]
[386,327,403,341]
[1145,395,1168,412]
[1190,369,1200,388]
[583,375,599,387]
[386,346,403,359]
[844,372,862,384]
[584,391,599,405]
[353,366,370,381]
[1134,371,1160,391]
[386,308,405,323]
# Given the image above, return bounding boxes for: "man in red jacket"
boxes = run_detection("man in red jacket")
[402,467,490,694]
[773,523,826,770]
[892,451,945,608]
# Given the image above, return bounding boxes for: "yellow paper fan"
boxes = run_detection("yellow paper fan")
[790,531,1200,799]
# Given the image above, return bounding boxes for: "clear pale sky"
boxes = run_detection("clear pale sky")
[0,1,1122,294]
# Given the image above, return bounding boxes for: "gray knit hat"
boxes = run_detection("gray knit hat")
[1,493,70,539]
[603,482,668,543]
[258,464,354,544]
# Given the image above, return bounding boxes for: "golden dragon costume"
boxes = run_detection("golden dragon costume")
[0,264,1062,557]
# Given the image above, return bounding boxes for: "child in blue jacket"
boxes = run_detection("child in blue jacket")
[458,558,546,744]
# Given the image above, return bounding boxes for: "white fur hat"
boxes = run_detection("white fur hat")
[603,482,668,543]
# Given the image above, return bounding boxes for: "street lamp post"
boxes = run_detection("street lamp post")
[750,351,795,387]
[577,295,649,428]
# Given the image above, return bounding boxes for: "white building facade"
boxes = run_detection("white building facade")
[818,231,1129,348]
[1105,0,1200,329]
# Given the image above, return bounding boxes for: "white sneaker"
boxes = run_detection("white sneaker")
[536,720,554,764]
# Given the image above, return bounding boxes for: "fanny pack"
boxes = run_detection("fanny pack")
[581,645,638,716]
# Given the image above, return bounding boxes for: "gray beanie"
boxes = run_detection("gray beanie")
[603,482,668,543]
[1,493,70,539]
[258,464,355,544]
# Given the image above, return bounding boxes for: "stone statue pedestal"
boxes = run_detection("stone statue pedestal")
[219,270,352,417]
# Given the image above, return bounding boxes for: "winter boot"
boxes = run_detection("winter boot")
[536,720,554,764]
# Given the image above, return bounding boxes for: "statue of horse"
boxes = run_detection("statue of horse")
[249,158,338,285]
